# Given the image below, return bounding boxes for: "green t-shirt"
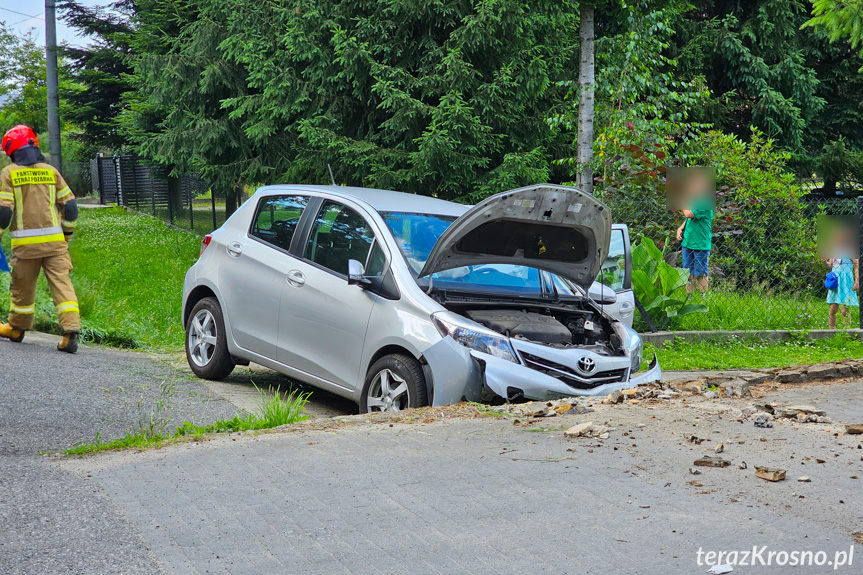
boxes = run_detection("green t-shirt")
[682,207,713,251]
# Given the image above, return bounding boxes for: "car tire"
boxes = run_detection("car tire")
[361,354,428,413]
[185,297,235,380]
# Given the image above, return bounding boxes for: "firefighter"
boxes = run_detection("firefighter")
[0,125,80,353]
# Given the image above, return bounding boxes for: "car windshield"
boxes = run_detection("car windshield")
[380,211,581,297]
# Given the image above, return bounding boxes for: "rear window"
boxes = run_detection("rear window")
[250,195,310,251]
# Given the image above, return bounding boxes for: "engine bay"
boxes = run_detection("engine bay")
[440,298,623,355]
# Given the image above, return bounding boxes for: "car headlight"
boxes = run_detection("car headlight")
[628,332,643,373]
[432,311,518,363]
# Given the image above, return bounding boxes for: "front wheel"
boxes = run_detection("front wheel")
[185,297,235,380]
[361,354,428,413]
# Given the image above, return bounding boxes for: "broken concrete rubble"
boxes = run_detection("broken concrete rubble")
[694,456,731,468]
[846,424,863,435]
[754,413,773,428]
[564,422,610,439]
[755,466,787,482]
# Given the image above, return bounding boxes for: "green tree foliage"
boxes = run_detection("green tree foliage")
[123,0,581,201]
[803,0,863,64]
[0,24,49,133]
[59,0,135,158]
[669,0,863,191]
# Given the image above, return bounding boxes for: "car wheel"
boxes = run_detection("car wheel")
[185,297,235,380]
[361,354,428,413]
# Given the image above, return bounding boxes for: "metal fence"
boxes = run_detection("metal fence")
[600,191,863,332]
[89,155,232,235]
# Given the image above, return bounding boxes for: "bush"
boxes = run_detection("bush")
[631,237,707,330]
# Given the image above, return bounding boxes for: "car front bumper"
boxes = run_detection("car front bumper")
[425,336,662,406]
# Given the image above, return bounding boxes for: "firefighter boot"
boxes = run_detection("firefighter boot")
[0,323,25,342]
[57,332,79,354]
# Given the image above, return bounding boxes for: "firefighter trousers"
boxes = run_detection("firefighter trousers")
[7,251,80,332]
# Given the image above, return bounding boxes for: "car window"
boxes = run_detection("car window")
[250,195,310,251]
[305,201,375,275]
[598,229,626,291]
[365,241,387,278]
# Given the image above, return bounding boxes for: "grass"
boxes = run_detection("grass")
[66,384,310,455]
[1,207,204,349]
[645,333,863,371]
[638,285,861,332]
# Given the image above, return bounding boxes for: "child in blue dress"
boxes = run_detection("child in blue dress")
[826,258,859,329]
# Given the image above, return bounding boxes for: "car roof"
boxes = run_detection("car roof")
[255,184,470,217]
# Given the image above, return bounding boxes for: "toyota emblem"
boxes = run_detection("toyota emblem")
[576,356,596,375]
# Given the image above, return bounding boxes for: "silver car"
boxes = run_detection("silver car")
[182,183,661,412]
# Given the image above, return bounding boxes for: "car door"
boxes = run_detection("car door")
[277,198,383,389]
[219,194,311,359]
[594,224,635,326]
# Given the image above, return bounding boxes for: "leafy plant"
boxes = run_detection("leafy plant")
[631,237,707,330]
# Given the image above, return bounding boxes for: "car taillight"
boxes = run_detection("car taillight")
[200,235,212,256]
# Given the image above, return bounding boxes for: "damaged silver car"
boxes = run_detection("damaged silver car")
[182,183,661,412]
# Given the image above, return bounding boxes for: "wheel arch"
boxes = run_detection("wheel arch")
[183,285,220,327]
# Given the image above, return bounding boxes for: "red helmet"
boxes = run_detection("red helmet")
[2,125,38,157]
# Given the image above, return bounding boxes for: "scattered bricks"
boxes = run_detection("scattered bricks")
[779,405,826,419]
[776,370,804,384]
[806,364,839,380]
[604,390,624,404]
[755,466,787,482]
[621,388,639,399]
[564,422,594,438]
[694,456,731,468]
[846,424,863,435]
[526,404,550,417]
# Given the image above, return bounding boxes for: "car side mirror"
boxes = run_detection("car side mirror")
[347,259,371,286]
[588,282,617,305]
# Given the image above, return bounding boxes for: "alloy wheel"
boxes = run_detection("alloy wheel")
[365,368,410,412]
[188,309,218,367]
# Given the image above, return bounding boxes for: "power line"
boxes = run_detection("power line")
[0,6,44,20]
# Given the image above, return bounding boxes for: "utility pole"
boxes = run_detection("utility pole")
[45,0,62,169]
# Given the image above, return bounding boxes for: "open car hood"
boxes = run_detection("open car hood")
[418,184,611,290]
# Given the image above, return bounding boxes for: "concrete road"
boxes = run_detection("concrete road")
[2,335,862,574]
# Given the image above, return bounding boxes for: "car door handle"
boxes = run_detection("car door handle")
[619,302,635,317]
[226,242,243,257]
[286,270,306,287]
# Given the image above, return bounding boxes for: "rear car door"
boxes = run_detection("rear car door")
[277,199,384,390]
[594,224,635,326]
[219,194,311,359]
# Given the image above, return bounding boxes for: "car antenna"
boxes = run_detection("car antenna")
[327,164,337,186]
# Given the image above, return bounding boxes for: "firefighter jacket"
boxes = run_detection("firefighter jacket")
[0,162,76,259]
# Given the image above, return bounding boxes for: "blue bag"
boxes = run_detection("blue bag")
[0,246,9,273]
[825,271,839,290]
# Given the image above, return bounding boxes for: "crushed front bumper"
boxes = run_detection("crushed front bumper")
[425,336,661,405]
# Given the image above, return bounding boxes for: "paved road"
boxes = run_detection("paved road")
[2,335,862,574]
[0,333,238,575]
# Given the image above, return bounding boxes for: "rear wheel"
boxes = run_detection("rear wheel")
[185,297,235,380]
[361,354,428,413]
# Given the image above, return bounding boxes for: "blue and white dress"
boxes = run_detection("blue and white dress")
[826,259,859,307]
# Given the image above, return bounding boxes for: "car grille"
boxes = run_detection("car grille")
[519,352,628,389]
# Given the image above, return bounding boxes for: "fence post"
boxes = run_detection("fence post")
[188,178,194,231]
[858,197,863,332]
[96,155,104,205]
[210,186,217,231]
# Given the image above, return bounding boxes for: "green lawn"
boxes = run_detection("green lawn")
[1,207,201,349]
[671,288,859,331]
[646,333,863,371]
